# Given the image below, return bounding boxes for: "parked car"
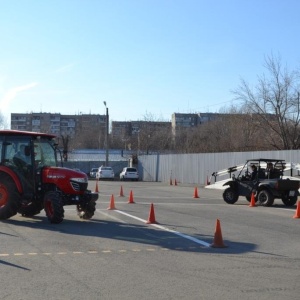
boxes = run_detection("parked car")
[89,168,98,179]
[120,167,139,181]
[96,166,115,180]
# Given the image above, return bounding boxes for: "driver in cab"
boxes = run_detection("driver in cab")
[250,164,257,180]
[243,164,257,181]
[14,144,31,165]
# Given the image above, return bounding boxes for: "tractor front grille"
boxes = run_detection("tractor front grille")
[70,180,88,192]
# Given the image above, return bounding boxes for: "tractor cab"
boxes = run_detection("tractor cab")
[1,131,58,197]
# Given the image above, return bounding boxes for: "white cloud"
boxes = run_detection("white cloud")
[0,82,38,113]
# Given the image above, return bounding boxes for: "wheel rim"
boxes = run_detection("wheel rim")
[258,193,267,204]
[0,184,9,207]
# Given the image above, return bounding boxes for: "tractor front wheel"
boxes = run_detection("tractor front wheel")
[77,201,96,220]
[44,191,64,224]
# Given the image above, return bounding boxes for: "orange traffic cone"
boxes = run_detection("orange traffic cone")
[193,187,199,198]
[170,178,173,185]
[174,179,177,186]
[293,200,300,218]
[119,185,124,197]
[146,203,157,224]
[211,219,227,248]
[107,194,116,210]
[128,190,135,204]
[95,179,99,193]
[249,192,256,207]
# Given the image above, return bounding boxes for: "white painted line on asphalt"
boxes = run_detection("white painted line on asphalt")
[113,210,146,223]
[114,210,211,248]
[97,210,127,223]
[152,223,211,248]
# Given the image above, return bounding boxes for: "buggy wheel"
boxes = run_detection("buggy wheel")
[77,201,96,220]
[223,187,239,204]
[281,194,298,206]
[257,189,274,207]
[44,191,64,224]
[0,173,21,219]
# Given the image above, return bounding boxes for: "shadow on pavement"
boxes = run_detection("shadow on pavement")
[2,215,257,255]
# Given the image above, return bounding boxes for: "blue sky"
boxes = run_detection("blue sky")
[1,0,300,127]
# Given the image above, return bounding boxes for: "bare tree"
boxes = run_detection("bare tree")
[135,112,173,153]
[233,54,300,150]
[150,126,173,151]
[60,134,71,161]
[0,112,7,129]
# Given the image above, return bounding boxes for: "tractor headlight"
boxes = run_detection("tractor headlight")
[70,177,88,183]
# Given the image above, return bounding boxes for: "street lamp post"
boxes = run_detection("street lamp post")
[103,101,109,166]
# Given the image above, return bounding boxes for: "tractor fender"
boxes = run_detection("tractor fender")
[0,166,23,193]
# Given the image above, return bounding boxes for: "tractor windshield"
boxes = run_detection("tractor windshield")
[33,138,57,167]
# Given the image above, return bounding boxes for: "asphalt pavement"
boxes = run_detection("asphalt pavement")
[1,180,299,300]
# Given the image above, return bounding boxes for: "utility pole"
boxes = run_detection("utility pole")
[103,101,109,166]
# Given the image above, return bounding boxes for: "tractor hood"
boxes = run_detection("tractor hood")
[42,167,88,194]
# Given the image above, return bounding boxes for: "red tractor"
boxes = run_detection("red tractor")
[0,130,98,223]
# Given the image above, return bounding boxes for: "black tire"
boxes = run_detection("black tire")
[18,201,43,217]
[257,189,274,207]
[281,194,298,206]
[43,191,64,224]
[0,173,21,219]
[223,187,239,204]
[77,201,96,220]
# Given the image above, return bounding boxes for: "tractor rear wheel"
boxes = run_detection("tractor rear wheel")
[77,201,96,220]
[44,191,64,224]
[0,173,21,219]
[18,201,43,217]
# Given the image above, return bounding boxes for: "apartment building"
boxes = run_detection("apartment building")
[10,112,219,150]
[11,112,108,150]
[11,112,107,135]
[171,112,219,135]
[11,111,219,137]
[111,120,172,137]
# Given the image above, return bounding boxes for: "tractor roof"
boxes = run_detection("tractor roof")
[0,130,56,139]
